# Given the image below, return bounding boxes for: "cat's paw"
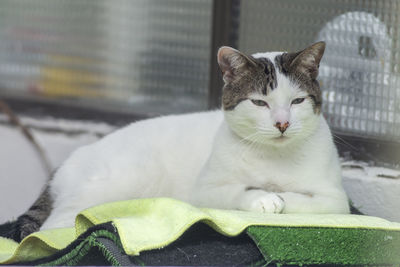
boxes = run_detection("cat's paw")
[240,190,285,213]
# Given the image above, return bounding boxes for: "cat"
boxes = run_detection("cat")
[8,41,350,241]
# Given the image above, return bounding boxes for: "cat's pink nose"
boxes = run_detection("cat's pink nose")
[275,121,289,133]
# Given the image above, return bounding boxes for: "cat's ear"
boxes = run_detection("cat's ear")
[217,46,256,83]
[290,42,325,79]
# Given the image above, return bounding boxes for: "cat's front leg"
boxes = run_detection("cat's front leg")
[192,184,285,214]
[237,189,285,213]
[277,191,350,214]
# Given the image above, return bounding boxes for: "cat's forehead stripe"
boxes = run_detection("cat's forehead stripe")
[253,57,278,95]
[274,54,288,75]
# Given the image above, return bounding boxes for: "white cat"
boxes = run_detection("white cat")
[14,42,350,241]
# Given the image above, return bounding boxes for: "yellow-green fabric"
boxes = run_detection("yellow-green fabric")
[0,237,18,262]
[0,228,75,264]
[1,198,400,264]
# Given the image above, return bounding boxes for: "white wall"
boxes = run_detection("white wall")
[0,115,114,223]
[1,115,399,224]
[342,162,400,222]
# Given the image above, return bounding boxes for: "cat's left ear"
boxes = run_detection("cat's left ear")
[290,41,325,79]
[217,46,256,83]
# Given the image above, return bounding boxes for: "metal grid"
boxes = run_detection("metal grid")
[0,0,212,115]
[238,0,400,142]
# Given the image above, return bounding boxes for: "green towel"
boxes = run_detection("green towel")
[1,198,400,265]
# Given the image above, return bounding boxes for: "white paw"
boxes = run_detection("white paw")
[241,191,285,213]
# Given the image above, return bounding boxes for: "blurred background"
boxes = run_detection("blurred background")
[0,0,399,222]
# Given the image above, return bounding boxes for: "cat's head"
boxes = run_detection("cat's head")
[217,42,325,146]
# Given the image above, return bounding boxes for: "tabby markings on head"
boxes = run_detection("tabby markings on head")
[221,56,280,111]
[219,42,325,114]
[254,57,278,95]
[274,52,322,114]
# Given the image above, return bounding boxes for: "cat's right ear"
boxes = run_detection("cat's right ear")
[217,46,255,83]
[289,42,325,80]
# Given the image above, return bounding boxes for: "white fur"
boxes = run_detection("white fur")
[41,53,349,230]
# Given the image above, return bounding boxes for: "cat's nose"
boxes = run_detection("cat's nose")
[275,121,289,133]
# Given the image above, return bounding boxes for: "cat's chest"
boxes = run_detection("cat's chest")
[234,148,308,187]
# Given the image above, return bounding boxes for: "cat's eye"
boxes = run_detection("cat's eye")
[291,98,305,105]
[251,99,269,108]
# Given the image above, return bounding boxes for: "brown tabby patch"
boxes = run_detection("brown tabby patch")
[275,53,322,114]
[222,57,278,110]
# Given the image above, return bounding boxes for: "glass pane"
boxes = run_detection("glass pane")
[0,0,212,115]
[238,0,400,142]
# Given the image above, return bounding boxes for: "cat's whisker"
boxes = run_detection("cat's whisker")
[232,132,263,155]
[238,133,266,156]
[331,133,359,151]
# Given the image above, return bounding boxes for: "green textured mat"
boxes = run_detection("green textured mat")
[248,226,400,266]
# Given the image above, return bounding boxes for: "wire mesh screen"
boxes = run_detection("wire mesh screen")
[0,0,212,115]
[238,0,400,142]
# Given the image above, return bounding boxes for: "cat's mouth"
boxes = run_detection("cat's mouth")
[273,135,292,143]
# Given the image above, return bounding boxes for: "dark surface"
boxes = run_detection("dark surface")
[349,203,364,215]
[133,222,264,266]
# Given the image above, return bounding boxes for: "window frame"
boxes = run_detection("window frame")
[0,0,397,167]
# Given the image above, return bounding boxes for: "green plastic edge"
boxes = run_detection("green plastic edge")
[39,229,124,266]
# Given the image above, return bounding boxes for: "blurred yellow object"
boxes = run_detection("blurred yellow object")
[34,54,109,98]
